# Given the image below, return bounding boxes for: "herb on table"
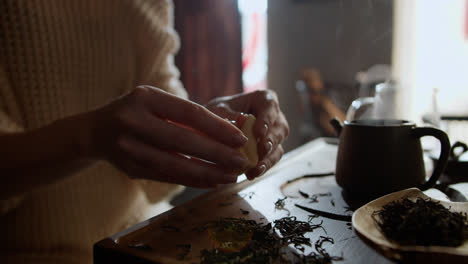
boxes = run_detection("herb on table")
[373,197,468,247]
[274,216,324,250]
[299,190,310,198]
[295,204,352,222]
[240,192,256,199]
[314,236,334,255]
[275,197,287,210]
[308,195,319,203]
[201,218,281,264]
[297,236,344,264]
[275,197,291,215]
[200,217,338,264]
[343,206,353,213]
[240,209,250,215]
[308,214,319,222]
[297,191,332,204]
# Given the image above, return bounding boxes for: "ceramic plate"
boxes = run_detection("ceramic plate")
[352,188,468,263]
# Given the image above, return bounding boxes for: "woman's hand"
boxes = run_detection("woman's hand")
[87,85,250,188]
[205,90,289,180]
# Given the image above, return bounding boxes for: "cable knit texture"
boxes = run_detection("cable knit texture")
[0,0,187,263]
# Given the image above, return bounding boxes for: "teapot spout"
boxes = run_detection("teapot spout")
[330,117,343,137]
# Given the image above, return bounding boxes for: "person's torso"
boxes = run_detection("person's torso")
[0,1,180,262]
[0,0,171,129]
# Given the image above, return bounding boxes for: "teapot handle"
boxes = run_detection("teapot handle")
[412,127,451,190]
[346,97,375,121]
[450,141,468,161]
[329,117,343,136]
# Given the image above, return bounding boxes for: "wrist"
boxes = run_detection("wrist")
[63,111,98,160]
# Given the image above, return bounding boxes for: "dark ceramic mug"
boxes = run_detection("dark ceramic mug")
[330,118,451,199]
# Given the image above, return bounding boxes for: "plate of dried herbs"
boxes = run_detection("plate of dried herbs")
[352,188,468,264]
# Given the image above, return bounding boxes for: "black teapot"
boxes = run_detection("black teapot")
[330,118,451,199]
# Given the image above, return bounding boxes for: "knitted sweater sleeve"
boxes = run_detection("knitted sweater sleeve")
[134,0,188,100]
[0,65,26,214]
[0,66,24,134]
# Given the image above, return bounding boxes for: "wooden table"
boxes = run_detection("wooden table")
[94,138,466,263]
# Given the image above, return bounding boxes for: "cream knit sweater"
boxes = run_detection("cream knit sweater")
[0,0,188,263]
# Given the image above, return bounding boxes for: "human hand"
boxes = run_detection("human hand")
[85,86,250,188]
[205,90,289,180]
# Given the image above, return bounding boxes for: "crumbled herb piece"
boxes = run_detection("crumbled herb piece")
[346,223,352,230]
[240,209,250,215]
[330,199,335,207]
[240,192,255,199]
[295,204,352,222]
[343,206,353,213]
[308,214,319,222]
[299,190,310,198]
[308,195,319,203]
[315,236,334,253]
[275,197,291,215]
[299,192,332,204]
[373,197,468,247]
[293,236,343,264]
[275,197,287,210]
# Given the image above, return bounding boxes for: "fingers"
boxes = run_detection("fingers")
[101,86,290,186]
[243,91,288,180]
[252,90,280,139]
[258,112,289,160]
[206,89,289,181]
[131,111,249,169]
[134,86,247,148]
[245,90,288,162]
[245,144,284,180]
[208,103,247,127]
[114,135,238,188]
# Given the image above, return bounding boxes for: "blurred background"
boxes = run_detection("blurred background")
[173,0,468,152]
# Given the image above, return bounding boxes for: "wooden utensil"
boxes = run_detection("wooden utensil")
[352,188,468,264]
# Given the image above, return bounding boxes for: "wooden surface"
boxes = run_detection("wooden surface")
[94,138,467,263]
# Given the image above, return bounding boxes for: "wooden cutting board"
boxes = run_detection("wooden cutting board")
[93,138,391,264]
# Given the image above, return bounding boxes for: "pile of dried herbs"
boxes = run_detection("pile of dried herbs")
[373,197,468,247]
[200,217,341,264]
[274,216,324,251]
[201,218,281,263]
